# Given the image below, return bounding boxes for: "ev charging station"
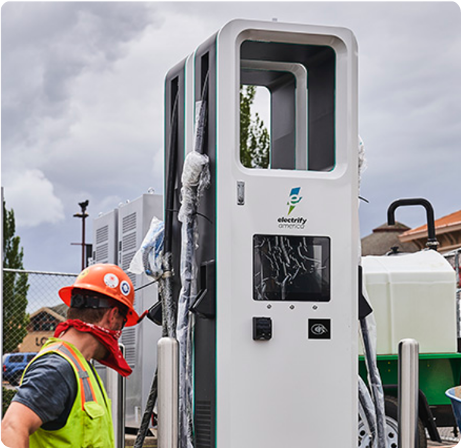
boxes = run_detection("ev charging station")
[164,19,359,448]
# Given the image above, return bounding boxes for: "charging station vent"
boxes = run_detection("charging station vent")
[123,232,137,252]
[96,225,109,244]
[95,225,109,262]
[95,244,108,262]
[195,400,212,448]
[121,251,136,273]
[123,212,136,233]
[92,209,118,265]
[122,327,136,368]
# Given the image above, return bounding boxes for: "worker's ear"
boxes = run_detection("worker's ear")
[108,306,119,323]
[98,306,118,327]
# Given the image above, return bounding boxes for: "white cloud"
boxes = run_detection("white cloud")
[3,170,65,227]
[1,2,460,271]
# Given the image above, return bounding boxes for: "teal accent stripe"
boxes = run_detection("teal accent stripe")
[214,34,218,448]
[184,59,187,159]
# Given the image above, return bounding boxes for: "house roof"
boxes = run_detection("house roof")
[30,304,68,321]
[400,210,461,239]
[371,222,411,233]
[361,222,419,256]
[48,303,68,318]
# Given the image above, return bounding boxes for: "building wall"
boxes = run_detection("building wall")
[19,331,53,352]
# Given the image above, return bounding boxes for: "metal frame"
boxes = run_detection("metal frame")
[2,268,79,276]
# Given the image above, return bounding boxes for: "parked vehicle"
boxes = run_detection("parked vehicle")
[2,352,37,386]
[360,199,461,448]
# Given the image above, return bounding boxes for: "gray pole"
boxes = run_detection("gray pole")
[0,187,3,420]
[73,200,89,270]
[398,338,419,448]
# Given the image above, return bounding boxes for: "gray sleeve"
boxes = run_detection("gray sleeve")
[12,353,77,428]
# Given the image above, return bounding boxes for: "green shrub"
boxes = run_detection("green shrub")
[2,386,17,416]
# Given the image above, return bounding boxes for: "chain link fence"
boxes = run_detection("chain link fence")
[2,269,78,374]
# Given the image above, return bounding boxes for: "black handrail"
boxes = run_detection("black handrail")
[387,198,438,250]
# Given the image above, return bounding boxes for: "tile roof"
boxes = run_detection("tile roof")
[401,210,461,237]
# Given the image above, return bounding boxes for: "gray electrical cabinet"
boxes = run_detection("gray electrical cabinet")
[118,193,163,429]
[92,193,164,430]
[92,209,120,387]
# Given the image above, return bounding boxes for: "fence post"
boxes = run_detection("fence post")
[398,338,419,448]
[0,187,3,420]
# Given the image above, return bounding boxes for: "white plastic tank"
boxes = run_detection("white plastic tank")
[362,250,457,355]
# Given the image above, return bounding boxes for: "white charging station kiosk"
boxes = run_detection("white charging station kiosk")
[164,19,359,448]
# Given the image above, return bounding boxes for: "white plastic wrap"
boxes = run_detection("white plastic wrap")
[129,216,164,280]
[178,151,210,223]
[176,149,210,448]
[176,213,197,448]
[360,284,387,448]
[358,135,367,192]
[358,136,366,263]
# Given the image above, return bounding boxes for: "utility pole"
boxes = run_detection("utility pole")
[72,200,89,271]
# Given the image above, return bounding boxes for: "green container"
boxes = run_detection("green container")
[359,353,461,406]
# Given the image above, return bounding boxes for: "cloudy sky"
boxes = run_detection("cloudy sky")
[1,1,460,274]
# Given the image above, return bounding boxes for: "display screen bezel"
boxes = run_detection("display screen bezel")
[253,234,331,302]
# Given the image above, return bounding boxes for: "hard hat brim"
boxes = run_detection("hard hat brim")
[58,285,140,327]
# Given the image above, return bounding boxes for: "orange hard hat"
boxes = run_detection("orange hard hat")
[59,264,139,327]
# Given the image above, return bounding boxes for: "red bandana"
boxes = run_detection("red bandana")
[54,319,132,377]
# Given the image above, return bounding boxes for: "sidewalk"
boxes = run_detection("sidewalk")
[428,442,459,447]
[427,440,461,448]
[124,433,157,448]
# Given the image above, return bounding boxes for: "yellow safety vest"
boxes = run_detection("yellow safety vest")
[22,337,115,448]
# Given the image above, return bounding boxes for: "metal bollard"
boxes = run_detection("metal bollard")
[158,337,179,448]
[398,338,419,448]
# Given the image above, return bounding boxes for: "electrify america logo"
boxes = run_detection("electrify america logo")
[277,187,308,230]
[287,187,302,215]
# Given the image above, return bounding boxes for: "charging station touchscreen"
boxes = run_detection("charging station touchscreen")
[253,235,330,302]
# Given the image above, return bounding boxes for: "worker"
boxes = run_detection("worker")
[1,264,139,448]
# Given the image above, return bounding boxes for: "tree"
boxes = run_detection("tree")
[3,200,29,353]
[240,85,270,169]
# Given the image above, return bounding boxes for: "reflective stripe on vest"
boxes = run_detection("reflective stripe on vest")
[40,342,97,409]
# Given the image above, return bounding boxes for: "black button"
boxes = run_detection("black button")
[308,319,331,339]
[253,317,272,341]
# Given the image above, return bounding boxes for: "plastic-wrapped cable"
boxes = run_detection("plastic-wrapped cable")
[162,86,181,338]
[359,375,378,448]
[358,136,367,192]
[357,136,386,448]
[177,73,210,448]
[134,92,179,448]
[161,252,177,338]
[360,311,387,448]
